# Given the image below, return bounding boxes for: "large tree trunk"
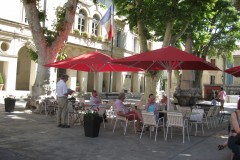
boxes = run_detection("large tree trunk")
[193,70,203,88]
[174,33,192,89]
[31,50,56,99]
[136,0,161,101]
[23,0,78,99]
[162,22,173,47]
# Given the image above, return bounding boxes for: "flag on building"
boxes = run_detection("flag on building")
[100,5,113,40]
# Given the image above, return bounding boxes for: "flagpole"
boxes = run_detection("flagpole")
[109,5,114,93]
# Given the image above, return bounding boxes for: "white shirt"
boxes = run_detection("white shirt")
[56,79,68,97]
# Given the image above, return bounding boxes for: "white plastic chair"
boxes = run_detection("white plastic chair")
[105,100,116,124]
[175,105,180,111]
[165,112,190,144]
[78,98,85,108]
[203,107,215,129]
[39,98,57,116]
[189,109,205,136]
[140,112,165,142]
[112,111,136,136]
[68,100,83,126]
[178,106,192,118]
[98,107,106,128]
[212,106,221,128]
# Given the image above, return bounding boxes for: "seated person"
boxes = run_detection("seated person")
[159,94,168,110]
[115,93,143,132]
[211,97,217,106]
[145,94,160,116]
[89,90,102,110]
[218,99,240,159]
[90,90,107,122]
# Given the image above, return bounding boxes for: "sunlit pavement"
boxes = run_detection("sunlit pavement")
[0,100,234,160]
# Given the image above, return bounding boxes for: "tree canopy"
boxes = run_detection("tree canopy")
[112,0,240,93]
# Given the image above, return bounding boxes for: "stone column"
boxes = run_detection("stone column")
[66,70,77,90]
[79,71,88,93]
[132,72,141,93]
[29,60,37,91]
[1,57,17,91]
[114,72,122,92]
[98,72,103,92]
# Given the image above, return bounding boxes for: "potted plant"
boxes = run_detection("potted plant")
[83,111,101,138]
[104,37,110,43]
[0,72,4,90]
[73,29,80,36]
[97,36,103,42]
[81,32,89,38]
[90,34,97,41]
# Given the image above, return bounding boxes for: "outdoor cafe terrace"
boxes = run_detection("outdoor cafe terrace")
[0,97,235,160]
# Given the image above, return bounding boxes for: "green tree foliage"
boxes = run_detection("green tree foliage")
[184,0,240,60]
[113,0,240,90]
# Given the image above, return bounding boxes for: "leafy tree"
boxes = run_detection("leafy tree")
[112,0,217,99]
[113,0,162,99]
[180,0,240,88]
[22,0,78,98]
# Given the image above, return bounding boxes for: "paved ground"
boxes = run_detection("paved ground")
[0,100,236,160]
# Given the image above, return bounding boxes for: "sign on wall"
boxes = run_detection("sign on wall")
[226,85,240,95]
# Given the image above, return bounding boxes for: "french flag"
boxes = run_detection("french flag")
[100,5,113,40]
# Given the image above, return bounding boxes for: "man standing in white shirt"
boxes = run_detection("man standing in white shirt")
[56,74,73,128]
[218,87,227,111]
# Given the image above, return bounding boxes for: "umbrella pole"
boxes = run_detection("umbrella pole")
[109,9,114,93]
[94,72,98,91]
[167,70,172,111]
[109,72,112,93]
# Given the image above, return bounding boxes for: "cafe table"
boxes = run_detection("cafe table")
[195,102,216,112]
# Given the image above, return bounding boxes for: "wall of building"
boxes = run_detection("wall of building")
[0,0,149,95]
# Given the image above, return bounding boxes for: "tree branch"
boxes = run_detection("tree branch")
[170,21,189,45]
[51,0,78,61]
[23,0,46,57]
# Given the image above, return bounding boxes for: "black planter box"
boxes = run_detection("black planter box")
[83,115,101,138]
[4,98,16,112]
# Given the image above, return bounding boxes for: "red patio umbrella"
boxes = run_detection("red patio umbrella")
[224,65,240,77]
[112,46,220,110]
[44,51,143,90]
[44,51,143,72]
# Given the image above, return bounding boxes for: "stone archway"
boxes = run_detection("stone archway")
[16,47,31,90]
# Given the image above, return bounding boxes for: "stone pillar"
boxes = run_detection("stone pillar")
[93,72,103,93]
[2,57,17,91]
[98,72,103,92]
[115,72,122,92]
[105,72,110,92]
[132,72,141,92]
[29,60,37,91]
[122,72,132,92]
[66,69,77,90]
[79,71,88,93]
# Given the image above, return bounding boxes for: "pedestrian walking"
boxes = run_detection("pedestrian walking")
[218,87,227,111]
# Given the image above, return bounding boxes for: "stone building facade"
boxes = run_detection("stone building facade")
[0,0,238,100]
